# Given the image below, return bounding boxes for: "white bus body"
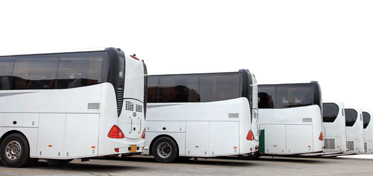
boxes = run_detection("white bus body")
[257,82,324,156]
[143,69,259,163]
[323,102,347,154]
[345,107,365,154]
[0,48,146,167]
[363,111,373,153]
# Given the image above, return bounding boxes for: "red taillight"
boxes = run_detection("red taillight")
[108,125,125,138]
[319,132,323,141]
[246,130,255,141]
[141,129,145,139]
[114,148,119,152]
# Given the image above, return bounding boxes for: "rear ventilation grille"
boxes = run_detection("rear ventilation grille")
[117,87,124,116]
[347,141,354,151]
[136,104,143,113]
[324,138,335,149]
[126,101,134,111]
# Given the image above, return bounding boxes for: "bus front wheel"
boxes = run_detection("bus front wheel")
[0,133,32,167]
[152,137,179,163]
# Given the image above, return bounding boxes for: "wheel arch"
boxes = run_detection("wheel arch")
[0,130,30,150]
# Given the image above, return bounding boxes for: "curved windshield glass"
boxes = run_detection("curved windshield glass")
[363,112,371,129]
[323,103,339,123]
[345,109,358,127]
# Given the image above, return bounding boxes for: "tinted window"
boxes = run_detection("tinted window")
[0,58,14,90]
[57,52,104,89]
[363,112,371,129]
[148,73,241,103]
[12,55,58,89]
[345,109,358,127]
[258,86,275,108]
[157,75,199,102]
[323,103,339,123]
[276,85,313,108]
[258,84,315,109]
[199,74,240,102]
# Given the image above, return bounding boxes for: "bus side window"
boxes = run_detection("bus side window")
[57,53,104,89]
[12,56,58,90]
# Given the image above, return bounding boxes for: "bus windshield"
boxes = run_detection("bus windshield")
[345,109,358,127]
[363,112,371,129]
[323,103,339,123]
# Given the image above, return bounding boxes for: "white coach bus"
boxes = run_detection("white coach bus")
[363,111,373,153]
[257,82,324,157]
[345,107,365,154]
[0,47,146,167]
[323,102,347,154]
[143,69,259,163]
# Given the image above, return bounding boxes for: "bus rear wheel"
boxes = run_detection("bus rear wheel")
[0,133,31,167]
[152,137,179,163]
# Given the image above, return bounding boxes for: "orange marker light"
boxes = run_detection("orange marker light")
[274,145,277,147]
[196,146,199,148]
[48,145,52,147]
[92,146,96,149]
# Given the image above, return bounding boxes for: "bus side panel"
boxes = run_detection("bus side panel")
[185,122,209,157]
[37,114,66,159]
[286,125,313,154]
[264,125,286,154]
[64,114,99,158]
[210,121,239,156]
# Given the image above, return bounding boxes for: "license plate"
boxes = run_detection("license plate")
[130,145,137,153]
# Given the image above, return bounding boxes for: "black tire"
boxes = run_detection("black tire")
[152,137,179,163]
[0,133,32,167]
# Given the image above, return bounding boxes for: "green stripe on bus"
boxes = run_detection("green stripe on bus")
[259,129,265,154]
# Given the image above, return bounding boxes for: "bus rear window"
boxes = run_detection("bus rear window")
[345,109,358,127]
[363,112,371,129]
[323,103,339,123]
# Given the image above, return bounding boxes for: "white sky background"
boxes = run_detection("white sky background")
[0,0,372,109]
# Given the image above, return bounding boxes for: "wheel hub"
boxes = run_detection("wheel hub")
[157,142,172,158]
[5,141,21,160]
